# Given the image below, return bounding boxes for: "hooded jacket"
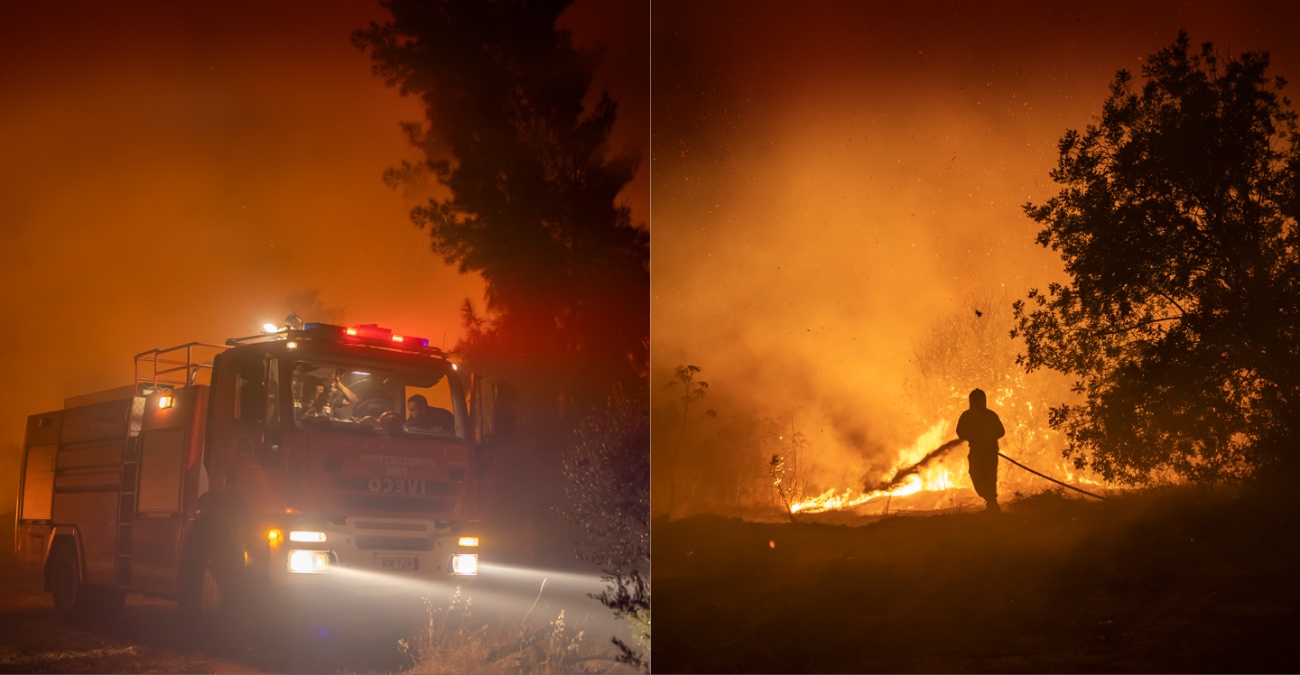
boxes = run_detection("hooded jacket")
[956,389,1005,456]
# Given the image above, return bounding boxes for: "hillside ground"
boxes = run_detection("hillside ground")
[654,485,1300,673]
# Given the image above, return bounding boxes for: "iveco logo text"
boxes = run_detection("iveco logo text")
[368,477,427,495]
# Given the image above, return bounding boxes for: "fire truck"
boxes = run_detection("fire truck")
[13,321,504,624]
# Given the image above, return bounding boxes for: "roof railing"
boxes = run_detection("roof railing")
[133,342,227,393]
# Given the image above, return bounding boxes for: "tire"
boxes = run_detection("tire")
[48,544,84,620]
[197,554,231,621]
[181,544,238,622]
[48,543,123,623]
[180,524,229,614]
[180,537,256,652]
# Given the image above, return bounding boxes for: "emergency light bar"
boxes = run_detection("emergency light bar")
[228,322,441,354]
[341,323,430,347]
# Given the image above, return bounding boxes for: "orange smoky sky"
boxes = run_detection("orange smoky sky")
[0,0,647,508]
[650,0,1300,508]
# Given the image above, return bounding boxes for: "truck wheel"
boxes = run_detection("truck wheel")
[49,545,84,619]
[180,530,233,618]
[49,545,126,622]
[194,551,263,651]
[197,556,228,620]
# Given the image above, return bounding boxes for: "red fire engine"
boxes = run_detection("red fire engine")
[13,321,504,623]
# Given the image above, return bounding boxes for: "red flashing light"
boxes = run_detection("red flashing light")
[347,324,391,341]
[342,324,431,349]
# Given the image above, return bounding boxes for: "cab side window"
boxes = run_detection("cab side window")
[235,357,266,423]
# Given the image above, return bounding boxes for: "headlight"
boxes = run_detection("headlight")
[287,550,331,574]
[450,553,478,576]
[289,530,327,543]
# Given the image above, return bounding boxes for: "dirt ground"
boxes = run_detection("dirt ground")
[0,541,415,674]
[0,521,271,674]
[0,512,625,674]
[654,486,1300,673]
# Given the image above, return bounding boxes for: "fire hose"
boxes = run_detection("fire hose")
[997,451,1108,501]
[872,439,1108,501]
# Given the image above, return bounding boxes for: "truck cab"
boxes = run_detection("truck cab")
[14,322,502,623]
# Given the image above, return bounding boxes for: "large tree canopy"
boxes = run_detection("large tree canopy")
[1014,31,1300,484]
[354,0,649,408]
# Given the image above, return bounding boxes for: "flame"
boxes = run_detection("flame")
[787,383,1119,516]
[791,421,963,514]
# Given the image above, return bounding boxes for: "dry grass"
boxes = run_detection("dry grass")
[0,514,637,674]
[397,586,638,675]
[655,484,1300,673]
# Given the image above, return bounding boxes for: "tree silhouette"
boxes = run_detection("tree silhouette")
[1013,31,1300,484]
[355,7,649,649]
[664,365,713,516]
[354,0,648,409]
[556,390,649,669]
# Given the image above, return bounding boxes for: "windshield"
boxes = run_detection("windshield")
[290,358,466,441]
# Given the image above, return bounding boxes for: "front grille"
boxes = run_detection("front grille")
[353,520,428,532]
[339,494,455,513]
[355,536,432,551]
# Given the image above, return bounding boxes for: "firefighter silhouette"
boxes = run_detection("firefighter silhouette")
[956,388,1005,513]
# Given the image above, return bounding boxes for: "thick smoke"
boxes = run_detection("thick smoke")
[650,1,1300,517]
[0,0,645,512]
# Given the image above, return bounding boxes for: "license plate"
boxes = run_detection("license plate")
[376,555,419,572]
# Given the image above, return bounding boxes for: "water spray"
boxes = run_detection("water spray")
[868,438,967,492]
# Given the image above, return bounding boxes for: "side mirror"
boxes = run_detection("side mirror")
[493,380,517,444]
[471,375,516,446]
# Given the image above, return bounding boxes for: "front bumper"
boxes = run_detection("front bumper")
[260,516,479,595]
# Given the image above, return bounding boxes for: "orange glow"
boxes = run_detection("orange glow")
[645,2,1285,522]
[791,421,958,514]
[5,0,653,510]
[786,390,1117,516]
